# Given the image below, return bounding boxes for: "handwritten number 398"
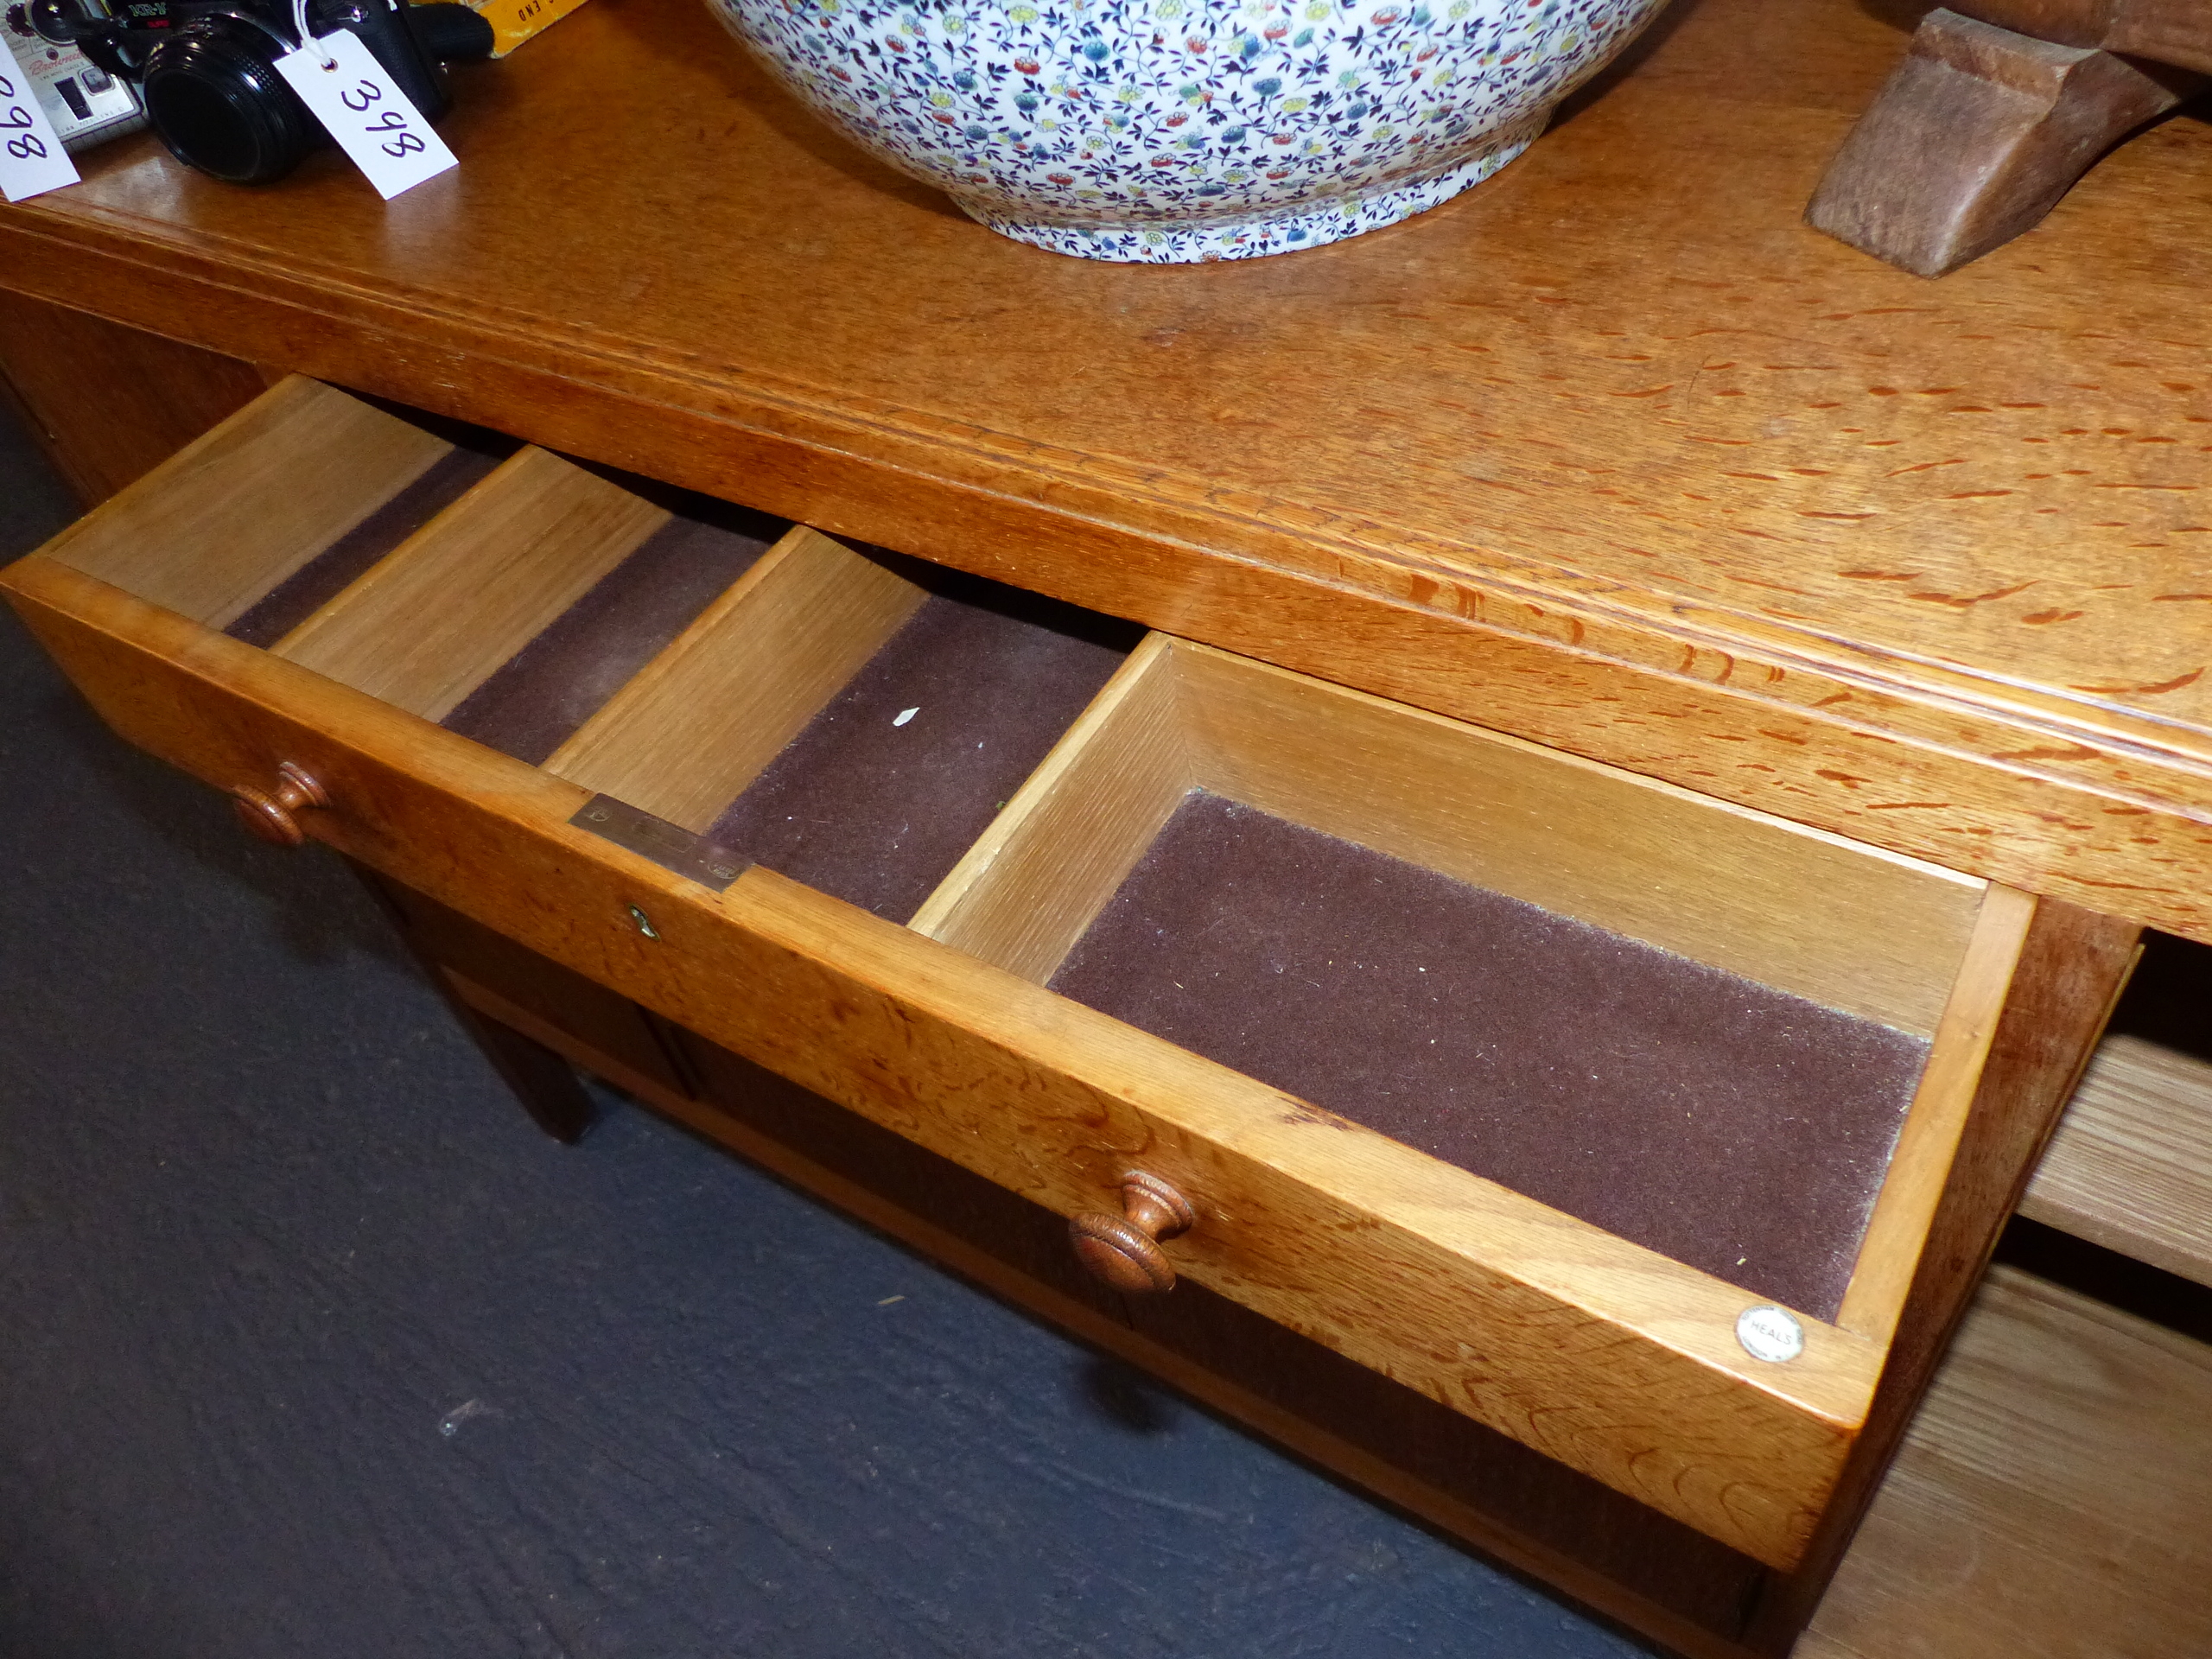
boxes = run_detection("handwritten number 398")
[365,107,422,154]
[3,71,55,162]
[2,86,47,160]
[334,76,429,160]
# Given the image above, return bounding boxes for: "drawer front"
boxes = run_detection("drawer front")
[0,378,2120,1573]
[362,872,696,1103]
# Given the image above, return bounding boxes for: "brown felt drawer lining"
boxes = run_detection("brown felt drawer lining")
[1048,792,1929,1321]
[225,447,505,648]
[442,505,785,766]
[706,570,1141,921]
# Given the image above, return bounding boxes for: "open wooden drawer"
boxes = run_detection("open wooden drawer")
[0,377,2132,1576]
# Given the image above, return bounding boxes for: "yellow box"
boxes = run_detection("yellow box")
[467,0,591,58]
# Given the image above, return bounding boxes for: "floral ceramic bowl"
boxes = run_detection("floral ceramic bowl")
[706,0,1669,261]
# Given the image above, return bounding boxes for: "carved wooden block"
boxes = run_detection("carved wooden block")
[1808,5,2206,276]
[1954,0,2212,73]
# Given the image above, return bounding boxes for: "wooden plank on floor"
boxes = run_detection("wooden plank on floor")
[2023,1035,2212,1288]
[1802,1263,2212,1659]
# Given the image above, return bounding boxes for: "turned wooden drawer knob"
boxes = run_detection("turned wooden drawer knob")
[1069,1172,1195,1294]
[229,761,331,847]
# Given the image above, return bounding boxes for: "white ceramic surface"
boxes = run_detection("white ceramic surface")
[706,0,1669,261]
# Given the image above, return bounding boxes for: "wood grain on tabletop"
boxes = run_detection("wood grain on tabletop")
[1802,1265,2212,1659]
[3,0,2210,941]
[0,551,1885,1572]
[2021,1033,2212,1287]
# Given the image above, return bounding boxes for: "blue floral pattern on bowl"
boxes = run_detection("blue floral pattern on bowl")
[705,0,1669,261]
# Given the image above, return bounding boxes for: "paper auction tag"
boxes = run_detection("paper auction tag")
[273,29,455,200]
[0,58,81,202]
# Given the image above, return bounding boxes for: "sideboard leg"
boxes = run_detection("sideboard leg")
[346,858,596,1143]
[440,984,598,1144]
[1806,7,2202,276]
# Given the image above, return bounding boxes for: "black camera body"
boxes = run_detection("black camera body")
[29,0,489,182]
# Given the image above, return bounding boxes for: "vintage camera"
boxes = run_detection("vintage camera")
[3,3,146,151]
[27,0,491,183]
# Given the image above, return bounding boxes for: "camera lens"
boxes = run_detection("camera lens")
[142,19,318,183]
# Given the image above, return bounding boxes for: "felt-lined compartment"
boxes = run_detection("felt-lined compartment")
[915,634,1992,1325]
[203,441,1136,925]
[194,394,791,763]
[701,564,1141,920]
[442,497,785,765]
[1048,792,1927,1320]
[38,378,510,641]
[226,445,508,648]
[531,528,1141,921]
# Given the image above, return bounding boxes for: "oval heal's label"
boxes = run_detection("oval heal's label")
[1736,1305,1807,1363]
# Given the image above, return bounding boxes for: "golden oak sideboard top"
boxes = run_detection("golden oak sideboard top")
[3,0,2208,941]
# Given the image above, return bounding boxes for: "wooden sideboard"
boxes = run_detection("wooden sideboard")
[3,0,2207,1653]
